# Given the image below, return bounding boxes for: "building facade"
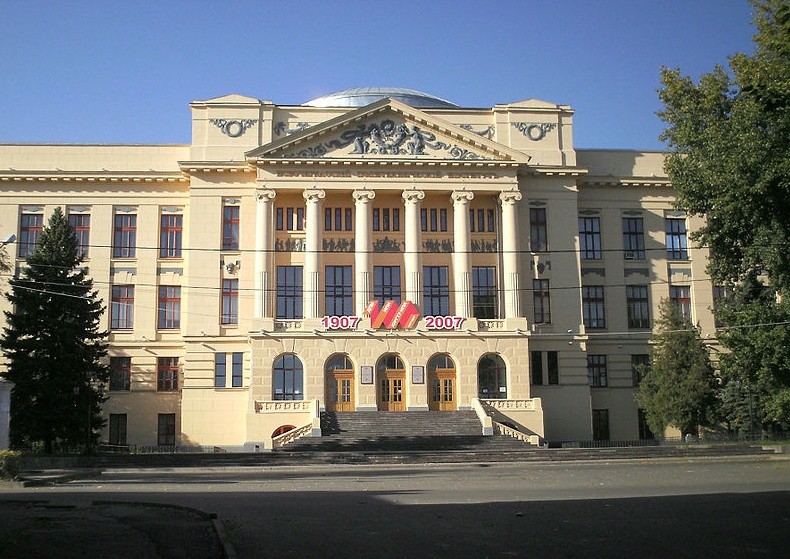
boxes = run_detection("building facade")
[0,88,715,448]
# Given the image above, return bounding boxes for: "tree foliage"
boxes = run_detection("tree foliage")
[0,208,109,453]
[636,299,718,438]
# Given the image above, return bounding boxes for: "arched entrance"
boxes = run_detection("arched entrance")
[325,353,355,412]
[478,353,507,399]
[376,353,406,411]
[427,353,456,411]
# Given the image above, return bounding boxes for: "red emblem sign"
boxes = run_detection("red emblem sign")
[364,300,421,330]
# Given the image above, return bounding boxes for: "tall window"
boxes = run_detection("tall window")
[325,266,352,316]
[713,285,731,328]
[469,208,495,232]
[157,413,176,446]
[324,207,353,231]
[420,208,448,232]
[222,205,240,250]
[665,217,688,260]
[109,414,127,445]
[67,213,90,258]
[423,266,449,316]
[631,354,650,387]
[579,216,602,260]
[159,214,183,258]
[622,217,645,260]
[592,409,610,440]
[532,279,551,324]
[110,285,134,330]
[472,266,498,319]
[547,351,559,385]
[582,286,606,329]
[587,354,608,387]
[530,207,548,252]
[113,213,137,258]
[531,351,559,386]
[372,207,400,232]
[157,286,181,329]
[231,352,243,388]
[670,285,692,319]
[626,285,650,329]
[109,357,131,391]
[221,279,238,325]
[277,207,305,231]
[18,212,43,258]
[276,266,303,319]
[215,353,227,388]
[531,351,544,385]
[273,354,304,400]
[478,354,507,399]
[157,357,179,391]
[373,266,402,305]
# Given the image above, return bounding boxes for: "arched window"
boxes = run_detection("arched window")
[326,353,353,373]
[427,353,454,373]
[376,353,404,373]
[273,354,304,400]
[478,354,507,399]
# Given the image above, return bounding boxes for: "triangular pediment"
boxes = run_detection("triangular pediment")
[247,99,529,163]
[197,93,262,104]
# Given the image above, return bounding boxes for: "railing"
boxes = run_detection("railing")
[255,400,315,413]
[477,320,507,332]
[273,320,304,332]
[272,423,314,449]
[470,398,494,435]
[481,399,538,411]
[492,421,541,446]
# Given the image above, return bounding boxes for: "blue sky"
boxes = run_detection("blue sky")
[0,0,756,150]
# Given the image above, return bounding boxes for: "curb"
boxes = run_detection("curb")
[19,468,103,487]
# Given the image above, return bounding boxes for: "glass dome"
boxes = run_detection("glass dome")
[303,87,458,109]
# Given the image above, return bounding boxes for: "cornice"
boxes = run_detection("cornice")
[523,166,588,178]
[581,175,672,187]
[0,170,188,183]
[178,161,256,175]
[256,158,520,169]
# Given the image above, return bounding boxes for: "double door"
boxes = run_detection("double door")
[327,370,354,412]
[378,370,405,411]
[429,369,456,411]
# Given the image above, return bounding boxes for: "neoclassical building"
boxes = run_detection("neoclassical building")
[0,88,715,448]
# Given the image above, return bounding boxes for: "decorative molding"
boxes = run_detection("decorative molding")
[274,121,310,136]
[66,205,91,213]
[322,238,354,252]
[161,206,183,214]
[459,124,494,139]
[352,190,376,203]
[511,122,557,141]
[471,238,498,253]
[625,268,651,278]
[303,189,326,203]
[209,118,256,138]
[275,238,307,252]
[528,200,547,207]
[401,190,425,204]
[451,191,475,205]
[498,191,522,205]
[256,189,276,202]
[373,237,403,253]
[157,267,183,275]
[581,268,606,277]
[423,239,454,253]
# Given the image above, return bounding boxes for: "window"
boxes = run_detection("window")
[592,409,610,441]
[713,285,731,328]
[159,214,182,258]
[222,204,240,250]
[68,213,90,258]
[373,266,401,306]
[665,217,688,260]
[532,279,551,324]
[547,351,559,385]
[670,285,692,319]
[622,217,645,260]
[626,285,650,329]
[325,266,353,316]
[231,352,243,388]
[108,414,127,445]
[113,213,137,258]
[372,208,400,232]
[221,279,238,325]
[277,207,305,231]
[579,216,602,260]
[582,286,606,329]
[531,351,543,385]
[215,353,226,388]
[631,354,650,387]
[472,266,498,319]
[469,208,495,232]
[157,413,176,446]
[157,357,179,391]
[18,212,43,258]
[157,286,181,329]
[324,207,353,231]
[478,354,507,399]
[109,357,131,391]
[530,207,548,252]
[110,285,134,330]
[587,354,607,387]
[276,266,303,319]
[423,266,449,316]
[420,208,448,232]
[273,354,304,400]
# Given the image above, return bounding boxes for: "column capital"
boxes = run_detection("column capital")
[256,189,276,202]
[499,190,523,205]
[352,189,376,203]
[402,189,426,204]
[303,188,326,203]
[451,190,475,206]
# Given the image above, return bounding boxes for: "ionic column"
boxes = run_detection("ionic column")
[353,190,376,315]
[402,190,425,305]
[451,191,475,318]
[499,190,523,319]
[255,188,276,318]
[303,188,326,319]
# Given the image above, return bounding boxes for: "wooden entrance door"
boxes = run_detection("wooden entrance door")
[327,370,354,412]
[378,370,405,411]
[429,369,456,411]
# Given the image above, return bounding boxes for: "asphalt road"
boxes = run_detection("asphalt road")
[3,456,789,559]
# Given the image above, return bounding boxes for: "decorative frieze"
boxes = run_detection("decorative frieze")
[209,118,256,138]
[459,124,495,139]
[273,121,310,136]
[511,122,557,141]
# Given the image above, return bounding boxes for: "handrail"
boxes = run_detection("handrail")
[492,420,541,446]
[470,398,494,435]
[272,423,314,448]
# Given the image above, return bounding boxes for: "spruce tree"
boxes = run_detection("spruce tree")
[0,207,109,453]
[636,299,718,438]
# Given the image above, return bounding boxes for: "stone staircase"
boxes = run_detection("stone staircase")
[274,410,536,456]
